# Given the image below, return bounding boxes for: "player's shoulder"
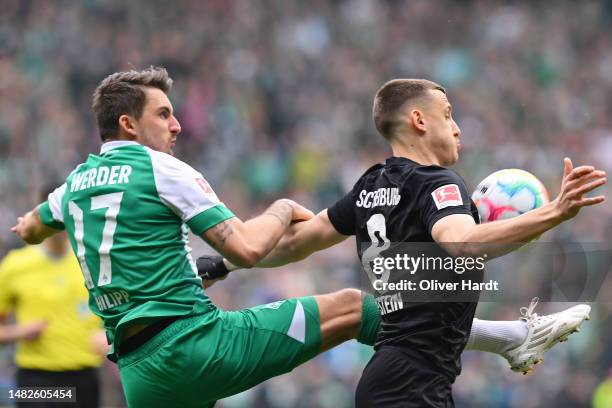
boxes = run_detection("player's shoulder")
[411,164,465,185]
[143,147,202,176]
[67,162,87,178]
[343,162,386,196]
[359,163,384,179]
[412,163,457,177]
[355,162,385,182]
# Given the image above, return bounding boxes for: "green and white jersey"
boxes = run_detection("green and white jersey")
[38,141,234,360]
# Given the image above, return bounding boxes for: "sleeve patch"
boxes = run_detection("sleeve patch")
[195,178,214,194]
[431,184,463,210]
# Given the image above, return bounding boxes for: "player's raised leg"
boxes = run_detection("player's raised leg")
[465,298,591,374]
[315,288,380,351]
[118,289,378,408]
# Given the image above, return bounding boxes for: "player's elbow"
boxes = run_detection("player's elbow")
[226,248,261,269]
[448,242,481,258]
[436,232,482,258]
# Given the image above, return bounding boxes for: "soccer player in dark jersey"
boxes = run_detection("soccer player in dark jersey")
[200,79,606,407]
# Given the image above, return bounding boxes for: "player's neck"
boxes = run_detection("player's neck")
[390,140,442,166]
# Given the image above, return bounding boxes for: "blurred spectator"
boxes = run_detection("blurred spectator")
[0,189,107,408]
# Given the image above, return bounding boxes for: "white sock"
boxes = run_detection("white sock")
[465,318,528,355]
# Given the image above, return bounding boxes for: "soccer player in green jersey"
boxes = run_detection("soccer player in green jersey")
[11,67,377,407]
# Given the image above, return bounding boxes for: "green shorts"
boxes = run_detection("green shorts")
[118,297,321,408]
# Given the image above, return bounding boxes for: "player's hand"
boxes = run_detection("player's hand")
[197,255,231,279]
[283,199,315,222]
[554,157,606,221]
[15,321,47,341]
[91,331,110,356]
[10,216,27,239]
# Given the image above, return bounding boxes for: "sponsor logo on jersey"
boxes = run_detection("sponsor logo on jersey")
[431,184,463,210]
[196,177,213,193]
[356,187,401,209]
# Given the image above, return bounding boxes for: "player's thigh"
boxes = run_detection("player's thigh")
[118,313,222,408]
[118,301,320,407]
[206,296,322,399]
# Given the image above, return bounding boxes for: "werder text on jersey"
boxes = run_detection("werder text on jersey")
[70,165,132,192]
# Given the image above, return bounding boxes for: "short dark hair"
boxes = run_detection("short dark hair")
[92,66,173,141]
[372,79,446,140]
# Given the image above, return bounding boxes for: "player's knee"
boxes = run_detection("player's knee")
[333,288,364,315]
[318,289,364,346]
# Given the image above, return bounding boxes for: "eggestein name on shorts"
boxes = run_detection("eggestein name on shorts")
[376,292,404,315]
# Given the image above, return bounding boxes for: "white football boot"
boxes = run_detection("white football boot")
[502,297,591,375]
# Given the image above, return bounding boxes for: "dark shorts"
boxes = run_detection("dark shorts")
[16,367,100,408]
[355,346,454,408]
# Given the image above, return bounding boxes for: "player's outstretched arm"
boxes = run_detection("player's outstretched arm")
[201,199,314,268]
[432,158,606,258]
[198,209,348,285]
[256,209,348,267]
[11,206,62,244]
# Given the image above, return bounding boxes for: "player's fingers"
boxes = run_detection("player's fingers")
[292,206,315,221]
[566,165,596,181]
[563,157,573,178]
[10,217,23,232]
[568,177,607,198]
[576,196,606,207]
[565,171,606,191]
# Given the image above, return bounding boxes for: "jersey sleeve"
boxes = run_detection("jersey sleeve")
[148,150,235,235]
[327,188,357,236]
[414,167,474,234]
[38,183,67,230]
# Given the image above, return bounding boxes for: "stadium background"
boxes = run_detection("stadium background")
[0,0,611,406]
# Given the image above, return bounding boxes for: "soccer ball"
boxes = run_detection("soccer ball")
[471,169,550,223]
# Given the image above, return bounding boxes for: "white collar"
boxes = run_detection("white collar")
[100,140,141,154]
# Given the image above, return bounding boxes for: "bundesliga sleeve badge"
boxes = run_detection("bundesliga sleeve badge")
[431,184,463,210]
[195,177,213,193]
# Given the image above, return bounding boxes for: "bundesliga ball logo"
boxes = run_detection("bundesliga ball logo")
[471,169,550,223]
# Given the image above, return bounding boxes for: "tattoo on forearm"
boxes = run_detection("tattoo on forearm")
[210,221,234,249]
[264,200,293,227]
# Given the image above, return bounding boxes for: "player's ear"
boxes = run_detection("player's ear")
[118,114,138,138]
[410,109,426,133]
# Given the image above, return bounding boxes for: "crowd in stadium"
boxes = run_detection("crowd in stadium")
[0,0,611,407]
